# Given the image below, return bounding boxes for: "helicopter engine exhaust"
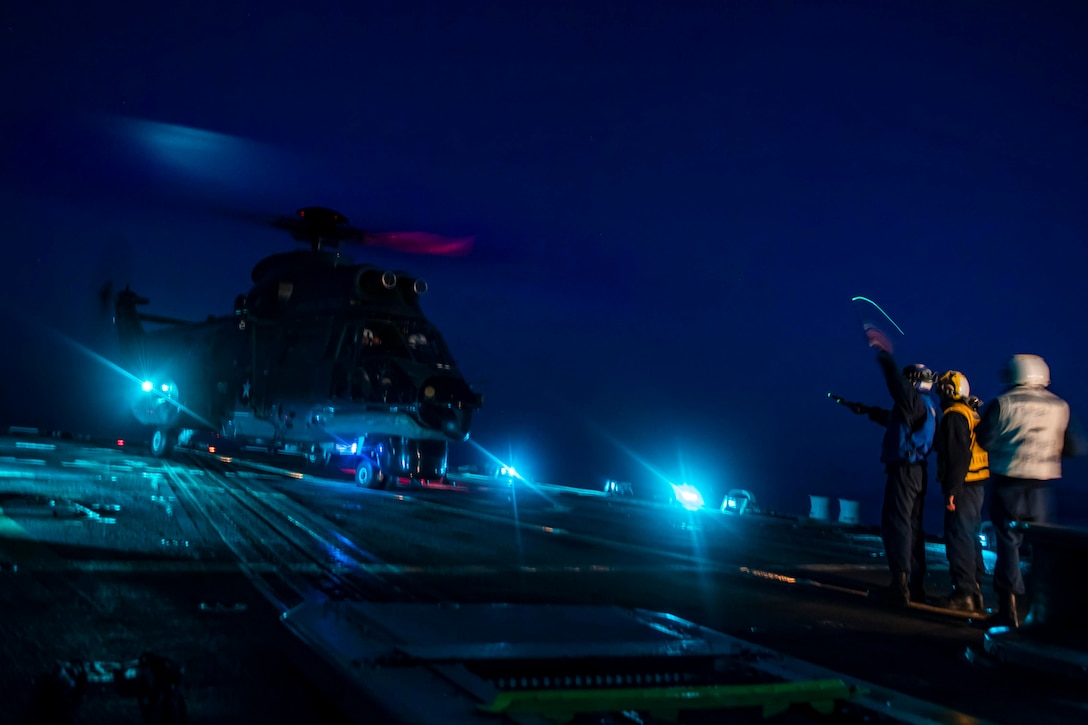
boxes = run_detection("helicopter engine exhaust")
[353,268,383,296]
[353,268,428,299]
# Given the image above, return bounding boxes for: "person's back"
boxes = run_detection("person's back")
[934,370,989,611]
[837,334,940,606]
[876,356,939,465]
[980,385,1070,481]
[871,351,938,605]
[975,353,1087,628]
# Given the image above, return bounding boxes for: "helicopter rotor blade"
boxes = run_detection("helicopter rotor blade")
[361,231,474,257]
[209,204,475,257]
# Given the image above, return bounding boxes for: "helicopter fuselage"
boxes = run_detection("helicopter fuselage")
[115,246,481,483]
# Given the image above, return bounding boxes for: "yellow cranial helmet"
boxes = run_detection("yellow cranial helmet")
[938,370,971,401]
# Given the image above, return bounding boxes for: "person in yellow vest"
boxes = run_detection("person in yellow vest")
[934,371,989,612]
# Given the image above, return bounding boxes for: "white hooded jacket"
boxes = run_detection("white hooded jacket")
[976,386,1071,481]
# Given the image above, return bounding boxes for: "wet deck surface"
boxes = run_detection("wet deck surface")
[1,434,1084,723]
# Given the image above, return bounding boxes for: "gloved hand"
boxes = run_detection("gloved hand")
[865,326,894,354]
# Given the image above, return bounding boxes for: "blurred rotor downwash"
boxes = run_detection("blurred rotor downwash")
[852,296,904,355]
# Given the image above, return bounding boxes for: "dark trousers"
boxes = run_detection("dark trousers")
[881,461,928,585]
[991,476,1051,596]
[944,483,985,591]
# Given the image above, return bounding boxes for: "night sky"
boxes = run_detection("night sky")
[3,2,1087,524]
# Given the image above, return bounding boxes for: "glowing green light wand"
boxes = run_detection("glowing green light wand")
[851,296,904,353]
[851,296,905,335]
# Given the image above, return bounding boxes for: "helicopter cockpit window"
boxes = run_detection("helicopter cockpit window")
[355,321,405,355]
[401,320,453,366]
[349,318,453,366]
[360,328,382,347]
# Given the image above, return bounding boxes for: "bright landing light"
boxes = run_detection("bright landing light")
[141,380,153,392]
[671,483,704,511]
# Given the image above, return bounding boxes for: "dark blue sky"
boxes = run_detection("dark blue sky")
[3,1,1087,521]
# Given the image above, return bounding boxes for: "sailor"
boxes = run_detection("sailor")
[934,371,988,612]
[843,332,939,606]
[975,354,1087,628]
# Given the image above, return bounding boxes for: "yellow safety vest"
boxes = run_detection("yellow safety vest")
[943,401,990,483]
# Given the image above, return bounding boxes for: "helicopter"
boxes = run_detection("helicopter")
[109,206,483,488]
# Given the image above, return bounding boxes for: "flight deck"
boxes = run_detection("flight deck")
[1,431,1084,724]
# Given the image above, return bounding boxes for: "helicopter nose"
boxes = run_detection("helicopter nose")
[419,376,476,407]
[419,400,470,442]
[442,417,463,438]
[418,376,477,440]
[443,409,473,442]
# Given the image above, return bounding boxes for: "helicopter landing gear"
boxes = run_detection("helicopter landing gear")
[150,428,175,458]
[355,458,381,489]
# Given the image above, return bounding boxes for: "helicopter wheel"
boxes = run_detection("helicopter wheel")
[150,428,175,458]
[355,458,380,489]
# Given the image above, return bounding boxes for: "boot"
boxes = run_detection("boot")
[993,591,1021,629]
[870,572,910,607]
[909,578,926,604]
[970,583,985,613]
[942,585,982,612]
